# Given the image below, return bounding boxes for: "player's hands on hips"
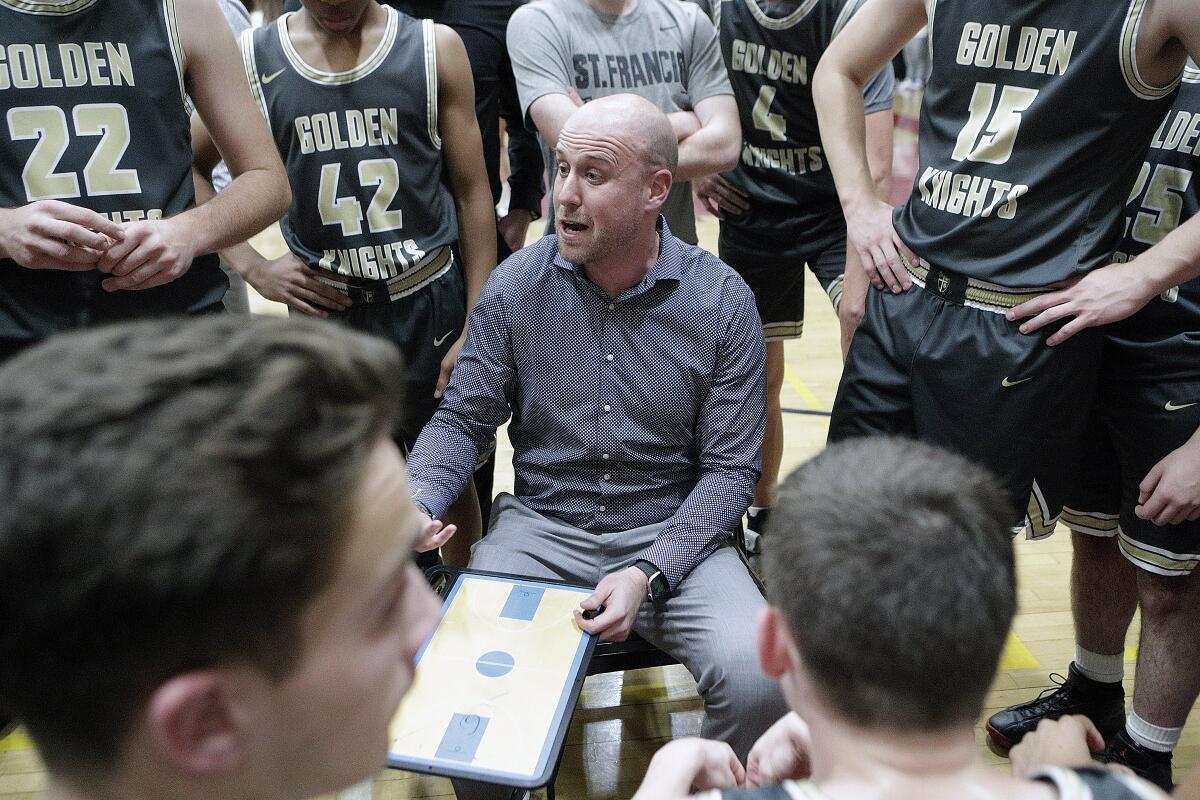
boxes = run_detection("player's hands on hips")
[1137,436,1200,525]
[435,332,466,399]
[695,174,750,220]
[1009,716,1105,778]
[746,712,812,787]
[497,208,533,253]
[244,251,352,317]
[1006,260,1157,346]
[575,566,647,642]
[843,197,916,294]
[413,503,457,553]
[96,217,199,291]
[0,201,124,270]
[632,738,745,800]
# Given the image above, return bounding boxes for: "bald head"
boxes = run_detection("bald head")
[561,94,678,176]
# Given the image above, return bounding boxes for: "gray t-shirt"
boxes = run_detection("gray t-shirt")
[508,0,734,244]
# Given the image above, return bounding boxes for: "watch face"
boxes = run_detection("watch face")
[648,572,669,599]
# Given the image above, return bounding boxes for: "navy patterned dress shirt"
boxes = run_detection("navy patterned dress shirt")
[407,219,766,589]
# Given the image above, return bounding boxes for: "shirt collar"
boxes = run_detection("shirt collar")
[553,216,683,295]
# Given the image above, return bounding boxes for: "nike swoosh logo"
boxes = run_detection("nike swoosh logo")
[433,330,456,347]
[1001,376,1034,388]
[1165,401,1198,411]
[261,68,286,85]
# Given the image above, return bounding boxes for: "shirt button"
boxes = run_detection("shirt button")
[606,353,614,362]
[603,404,611,412]
[603,473,611,481]
[599,505,606,512]
[608,303,615,310]
[602,453,610,460]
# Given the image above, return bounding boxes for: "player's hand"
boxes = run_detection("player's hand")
[96,217,199,291]
[0,201,124,270]
[435,332,466,399]
[746,712,812,788]
[1009,716,1105,778]
[1136,436,1200,526]
[695,174,750,220]
[497,208,534,253]
[574,566,647,642]
[1005,260,1157,346]
[243,251,352,318]
[413,503,457,553]
[843,198,916,294]
[632,738,745,800]
[667,110,701,143]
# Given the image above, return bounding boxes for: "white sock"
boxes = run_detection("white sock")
[1126,710,1181,753]
[1074,645,1124,683]
[748,506,768,517]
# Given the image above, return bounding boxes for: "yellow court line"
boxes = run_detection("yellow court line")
[999,632,1040,670]
[1125,645,1139,662]
[783,362,822,410]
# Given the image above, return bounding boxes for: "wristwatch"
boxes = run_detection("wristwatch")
[632,559,669,602]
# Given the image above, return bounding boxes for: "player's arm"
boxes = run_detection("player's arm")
[0,202,125,271]
[508,4,577,150]
[840,105,895,358]
[674,94,741,181]
[813,0,924,294]
[631,739,746,800]
[190,106,350,317]
[435,24,498,397]
[98,0,290,292]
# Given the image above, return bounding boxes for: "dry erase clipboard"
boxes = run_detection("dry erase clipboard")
[387,569,598,788]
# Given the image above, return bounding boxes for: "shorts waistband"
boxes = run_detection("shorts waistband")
[316,245,454,305]
[900,253,1046,312]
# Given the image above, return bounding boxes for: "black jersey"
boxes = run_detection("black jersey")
[1107,63,1200,382]
[893,0,1181,288]
[242,8,459,291]
[0,0,225,342]
[703,0,861,248]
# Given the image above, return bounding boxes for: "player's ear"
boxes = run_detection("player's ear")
[757,605,796,679]
[145,670,253,776]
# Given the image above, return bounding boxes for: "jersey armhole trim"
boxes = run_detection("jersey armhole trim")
[163,0,189,112]
[240,28,271,124]
[1121,0,1182,101]
[424,18,442,150]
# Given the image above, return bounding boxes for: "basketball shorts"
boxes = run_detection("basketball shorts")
[1061,376,1200,576]
[829,262,1104,534]
[718,227,846,342]
[320,254,466,450]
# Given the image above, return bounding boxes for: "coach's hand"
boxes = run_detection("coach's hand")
[1137,433,1200,526]
[243,252,352,318]
[0,201,123,270]
[413,504,457,553]
[844,198,916,294]
[746,712,812,787]
[574,566,647,642]
[97,217,199,291]
[1006,260,1157,346]
[695,174,750,220]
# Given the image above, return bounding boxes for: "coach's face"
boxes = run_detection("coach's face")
[553,112,659,268]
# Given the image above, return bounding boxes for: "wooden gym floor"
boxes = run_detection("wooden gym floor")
[2,88,1198,798]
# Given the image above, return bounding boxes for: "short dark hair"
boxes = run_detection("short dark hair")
[0,315,404,773]
[764,437,1017,731]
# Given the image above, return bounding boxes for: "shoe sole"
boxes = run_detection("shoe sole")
[985,721,1015,752]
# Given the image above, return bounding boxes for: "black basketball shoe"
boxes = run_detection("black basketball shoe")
[1105,729,1173,791]
[985,662,1125,751]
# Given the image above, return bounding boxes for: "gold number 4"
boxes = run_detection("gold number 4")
[318,158,404,237]
[752,86,786,143]
[952,82,1038,165]
[7,103,141,201]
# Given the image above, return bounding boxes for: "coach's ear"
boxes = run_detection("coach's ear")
[757,605,796,680]
[146,671,249,776]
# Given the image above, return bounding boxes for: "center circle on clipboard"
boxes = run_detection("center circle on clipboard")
[476,650,516,677]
